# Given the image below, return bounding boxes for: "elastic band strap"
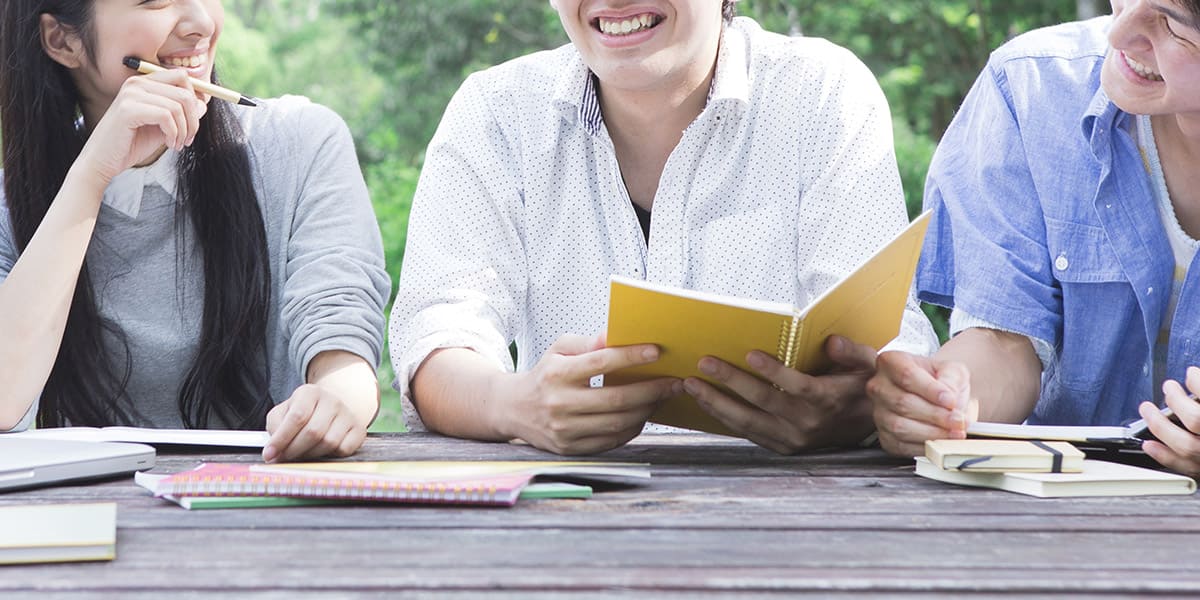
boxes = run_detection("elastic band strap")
[1031,440,1064,473]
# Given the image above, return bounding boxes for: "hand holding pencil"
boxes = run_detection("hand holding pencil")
[122,56,259,107]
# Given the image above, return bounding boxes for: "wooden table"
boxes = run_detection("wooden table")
[3,432,1199,596]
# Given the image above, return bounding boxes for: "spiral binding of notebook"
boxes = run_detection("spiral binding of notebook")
[775,312,803,370]
[154,463,529,506]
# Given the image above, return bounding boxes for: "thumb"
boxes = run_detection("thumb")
[934,360,973,418]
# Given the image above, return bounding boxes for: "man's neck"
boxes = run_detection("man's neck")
[1151,113,1200,239]
[597,62,715,154]
[1153,113,1200,162]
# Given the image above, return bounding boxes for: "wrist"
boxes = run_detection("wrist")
[64,157,114,199]
[485,369,525,442]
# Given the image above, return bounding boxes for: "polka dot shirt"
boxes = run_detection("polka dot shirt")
[389,17,938,431]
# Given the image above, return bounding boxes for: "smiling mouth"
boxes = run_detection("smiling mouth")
[158,54,207,69]
[594,14,663,36]
[1123,52,1163,82]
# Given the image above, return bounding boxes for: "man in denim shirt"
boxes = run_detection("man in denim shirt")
[866,0,1200,475]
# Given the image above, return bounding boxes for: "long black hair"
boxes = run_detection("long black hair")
[0,0,273,429]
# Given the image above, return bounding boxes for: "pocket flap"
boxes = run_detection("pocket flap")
[1044,217,1126,283]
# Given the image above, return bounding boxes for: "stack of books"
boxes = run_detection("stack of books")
[915,439,1196,498]
[136,460,651,509]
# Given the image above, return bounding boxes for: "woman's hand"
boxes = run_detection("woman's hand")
[1140,366,1200,475]
[263,351,379,462]
[75,69,207,184]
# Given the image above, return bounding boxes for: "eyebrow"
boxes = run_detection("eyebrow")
[1154,2,1200,33]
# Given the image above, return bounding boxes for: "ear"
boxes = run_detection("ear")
[40,13,86,69]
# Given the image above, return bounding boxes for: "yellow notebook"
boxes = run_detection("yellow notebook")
[0,503,117,565]
[605,212,931,437]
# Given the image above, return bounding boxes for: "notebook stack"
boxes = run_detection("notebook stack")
[915,439,1195,498]
[137,460,651,509]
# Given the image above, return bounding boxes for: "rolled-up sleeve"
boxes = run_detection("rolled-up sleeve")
[388,75,529,430]
[279,106,391,380]
[916,62,1061,347]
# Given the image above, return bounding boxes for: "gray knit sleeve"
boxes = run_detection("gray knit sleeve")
[271,103,391,380]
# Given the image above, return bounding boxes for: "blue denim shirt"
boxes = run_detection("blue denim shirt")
[917,17,1185,426]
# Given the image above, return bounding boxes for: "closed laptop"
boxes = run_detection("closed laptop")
[0,438,155,492]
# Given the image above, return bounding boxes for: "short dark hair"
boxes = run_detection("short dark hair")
[722,0,736,23]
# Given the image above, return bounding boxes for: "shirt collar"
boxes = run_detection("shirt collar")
[553,21,752,137]
[101,148,179,219]
[1079,72,1134,150]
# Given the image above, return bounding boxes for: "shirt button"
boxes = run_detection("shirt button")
[1143,363,1150,376]
[1148,287,1154,295]
[1054,255,1069,271]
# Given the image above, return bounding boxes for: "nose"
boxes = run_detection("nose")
[177,0,218,40]
[1109,0,1153,50]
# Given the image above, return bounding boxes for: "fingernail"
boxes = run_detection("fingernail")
[683,378,700,395]
[747,351,766,370]
[937,391,957,410]
[950,410,965,428]
[830,336,845,354]
[642,347,658,361]
[698,359,717,376]
[262,446,277,463]
[671,380,684,395]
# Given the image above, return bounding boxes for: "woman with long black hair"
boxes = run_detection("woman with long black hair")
[0,0,391,461]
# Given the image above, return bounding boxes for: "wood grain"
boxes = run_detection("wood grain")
[2,433,1198,595]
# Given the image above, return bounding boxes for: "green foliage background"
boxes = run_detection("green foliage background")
[214,0,1089,430]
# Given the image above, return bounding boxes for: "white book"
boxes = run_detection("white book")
[915,457,1196,498]
[0,503,117,565]
[966,406,1173,449]
[6,426,268,448]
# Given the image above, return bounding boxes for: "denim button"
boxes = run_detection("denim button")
[1054,254,1069,271]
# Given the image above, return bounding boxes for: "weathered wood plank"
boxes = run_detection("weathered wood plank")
[3,432,1197,595]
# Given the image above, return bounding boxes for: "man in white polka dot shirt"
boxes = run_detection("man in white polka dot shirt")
[389,0,938,455]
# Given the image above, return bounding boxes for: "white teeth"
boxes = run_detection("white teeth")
[598,14,659,36]
[1125,54,1164,81]
[164,55,206,69]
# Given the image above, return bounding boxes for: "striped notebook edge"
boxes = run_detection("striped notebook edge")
[154,463,529,507]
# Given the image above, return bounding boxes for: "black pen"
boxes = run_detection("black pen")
[122,57,259,107]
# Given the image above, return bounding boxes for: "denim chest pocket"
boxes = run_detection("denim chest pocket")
[1044,217,1126,283]
[1043,217,1138,393]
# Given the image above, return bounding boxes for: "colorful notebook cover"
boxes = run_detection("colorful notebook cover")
[251,460,650,483]
[152,463,532,506]
[136,472,593,509]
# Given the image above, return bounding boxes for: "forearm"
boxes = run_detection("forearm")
[306,350,380,429]
[937,328,1042,423]
[411,348,519,442]
[0,166,107,428]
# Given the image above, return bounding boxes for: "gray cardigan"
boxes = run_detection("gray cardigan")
[0,96,391,429]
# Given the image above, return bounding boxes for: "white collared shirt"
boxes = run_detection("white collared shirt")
[389,17,938,430]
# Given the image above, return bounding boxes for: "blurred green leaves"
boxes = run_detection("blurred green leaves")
[212,1,1086,428]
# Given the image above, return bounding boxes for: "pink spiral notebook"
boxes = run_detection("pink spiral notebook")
[152,463,532,506]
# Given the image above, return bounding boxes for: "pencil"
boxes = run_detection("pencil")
[122,57,259,107]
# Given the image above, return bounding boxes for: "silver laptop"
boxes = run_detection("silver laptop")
[0,438,156,492]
